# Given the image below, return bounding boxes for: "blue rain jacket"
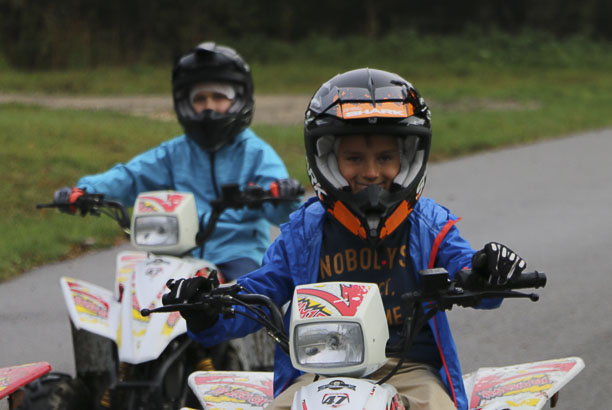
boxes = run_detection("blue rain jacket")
[77,128,299,265]
[190,196,502,410]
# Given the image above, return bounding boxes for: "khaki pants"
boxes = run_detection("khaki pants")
[266,359,456,410]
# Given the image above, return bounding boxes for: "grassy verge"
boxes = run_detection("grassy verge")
[0,105,177,280]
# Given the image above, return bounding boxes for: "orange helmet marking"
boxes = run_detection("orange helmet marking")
[379,200,413,239]
[335,101,414,120]
[328,200,367,239]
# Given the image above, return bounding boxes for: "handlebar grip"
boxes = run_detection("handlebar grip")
[509,271,547,289]
[457,269,547,292]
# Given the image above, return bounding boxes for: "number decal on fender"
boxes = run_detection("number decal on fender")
[322,393,349,407]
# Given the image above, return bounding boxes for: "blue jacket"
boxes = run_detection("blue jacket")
[190,196,501,410]
[77,128,298,265]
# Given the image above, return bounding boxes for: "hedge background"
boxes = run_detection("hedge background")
[1,0,610,69]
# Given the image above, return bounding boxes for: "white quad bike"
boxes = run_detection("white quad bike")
[144,266,584,410]
[26,184,300,410]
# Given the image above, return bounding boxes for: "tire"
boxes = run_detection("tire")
[16,372,91,410]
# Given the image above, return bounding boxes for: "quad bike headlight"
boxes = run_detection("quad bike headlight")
[130,192,198,255]
[294,322,364,367]
[133,216,179,246]
[289,282,389,377]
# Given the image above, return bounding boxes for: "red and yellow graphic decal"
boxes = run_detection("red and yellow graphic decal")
[194,374,273,407]
[297,297,332,318]
[137,193,185,213]
[130,288,150,324]
[129,274,154,326]
[162,311,181,336]
[296,284,370,317]
[127,275,181,336]
[469,361,579,408]
[67,281,109,319]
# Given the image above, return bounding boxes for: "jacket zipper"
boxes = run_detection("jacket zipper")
[210,151,220,197]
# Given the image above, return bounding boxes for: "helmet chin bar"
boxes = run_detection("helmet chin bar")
[183,113,240,152]
[177,92,252,152]
[349,184,390,240]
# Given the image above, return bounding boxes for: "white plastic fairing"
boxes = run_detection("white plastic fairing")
[292,377,401,410]
[289,282,388,377]
[130,191,198,255]
[462,357,585,410]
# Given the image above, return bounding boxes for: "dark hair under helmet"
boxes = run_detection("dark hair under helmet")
[172,42,254,152]
[304,68,432,246]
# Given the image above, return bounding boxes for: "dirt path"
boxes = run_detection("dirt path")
[0,93,312,125]
[0,93,540,126]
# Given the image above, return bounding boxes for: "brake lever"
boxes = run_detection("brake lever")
[140,296,223,317]
[435,289,540,310]
[141,284,244,317]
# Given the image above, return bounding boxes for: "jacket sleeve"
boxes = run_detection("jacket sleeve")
[413,199,502,310]
[434,222,474,278]
[76,143,174,206]
[438,225,502,310]
[187,230,296,347]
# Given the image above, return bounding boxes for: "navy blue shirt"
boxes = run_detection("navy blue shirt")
[319,216,442,369]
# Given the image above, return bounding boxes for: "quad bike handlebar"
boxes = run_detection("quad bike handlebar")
[193,183,303,253]
[406,267,546,311]
[141,283,291,354]
[36,183,304,253]
[141,268,546,362]
[37,193,131,232]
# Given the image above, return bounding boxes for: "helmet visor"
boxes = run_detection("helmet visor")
[312,85,415,120]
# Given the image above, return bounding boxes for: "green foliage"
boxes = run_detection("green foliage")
[1,2,612,69]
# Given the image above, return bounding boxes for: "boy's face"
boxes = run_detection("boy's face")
[190,83,235,114]
[336,135,401,192]
[191,90,232,114]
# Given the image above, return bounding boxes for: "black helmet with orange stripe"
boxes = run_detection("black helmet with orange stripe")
[304,68,432,246]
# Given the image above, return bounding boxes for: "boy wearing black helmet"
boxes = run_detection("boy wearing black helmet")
[53,42,302,281]
[164,68,527,410]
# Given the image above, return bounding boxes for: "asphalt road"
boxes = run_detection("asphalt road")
[2,128,611,408]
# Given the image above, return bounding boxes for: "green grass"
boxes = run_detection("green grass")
[0,105,178,279]
[2,31,612,281]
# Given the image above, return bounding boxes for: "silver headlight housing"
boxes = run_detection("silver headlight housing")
[294,322,364,368]
[133,216,179,247]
